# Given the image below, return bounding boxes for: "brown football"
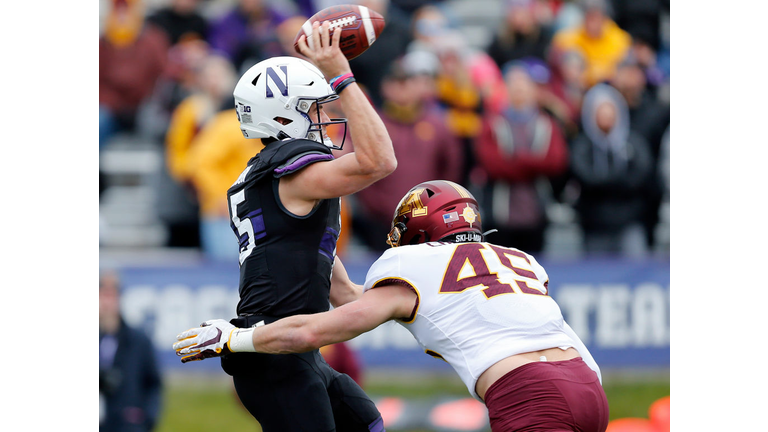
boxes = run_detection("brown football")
[293,4,386,60]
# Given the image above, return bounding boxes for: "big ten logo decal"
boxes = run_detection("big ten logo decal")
[120,284,240,349]
[265,65,289,98]
[555,283,670,348]
[396,187,428,218]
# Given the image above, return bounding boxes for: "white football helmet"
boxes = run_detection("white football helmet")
[233,56,347,149]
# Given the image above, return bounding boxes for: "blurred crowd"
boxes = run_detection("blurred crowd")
[99,0,670,261]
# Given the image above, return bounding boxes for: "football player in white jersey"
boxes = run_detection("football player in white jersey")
[175,180,609,431]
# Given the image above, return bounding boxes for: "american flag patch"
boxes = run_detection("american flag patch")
[443,212,459,223]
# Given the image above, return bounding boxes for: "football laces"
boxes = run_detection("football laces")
[329,16,356,29]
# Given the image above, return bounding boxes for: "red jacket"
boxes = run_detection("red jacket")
[99,25,169,115]
[353,106,464,225]
[475,112,568,183]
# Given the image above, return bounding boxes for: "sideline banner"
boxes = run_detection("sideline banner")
[115,256,669,371]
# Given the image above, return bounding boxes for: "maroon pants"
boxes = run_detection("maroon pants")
[484,358,609,432]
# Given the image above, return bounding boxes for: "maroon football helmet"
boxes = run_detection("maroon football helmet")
[386,180,483,247]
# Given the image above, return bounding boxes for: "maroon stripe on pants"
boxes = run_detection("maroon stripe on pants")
[483,358,609,432]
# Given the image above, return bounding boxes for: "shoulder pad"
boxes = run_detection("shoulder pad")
[244,139,334,182]
[274,150,334,178]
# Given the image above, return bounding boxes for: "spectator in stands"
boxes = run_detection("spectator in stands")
[275,15,310,58]
[610,0,669,55]
[349,0,414,108]
[100,270,163,432]
[186,105,264,261]
[206,0,291,73]
[570,83,653,257]
[473,62,569,253]
[610,55,669,251]
[431,32,484,184]
[156,54,238,249]
[407,3,451,54]
[99,0,169,148]
[545,48,587,140]
[146,0,208,46]
[136,38,211,143]
[487,0,554,68]
[551,0,631,87]
[351,59,463,253]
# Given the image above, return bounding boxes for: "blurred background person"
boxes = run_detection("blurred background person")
[154,53,238,249]
[610,54,670,251]
[406,3,452,53]
[569,83,653,257]
[544,47,587,140]
[473,61,569,254]
[206,0,291,74]
[99,0,169,149]
[135,38,211,144]
[431,32,484,185]
[610,0,670,96]
[350,57,463,253]
[100,270,163,432]
[275,14,310,58]
[487,0,554,68]
[552,0,631,87]
[348,0,414,108]
[146,0,208,47]
[186,104,264,261]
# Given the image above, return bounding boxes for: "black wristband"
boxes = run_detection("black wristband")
[334,77,356,95]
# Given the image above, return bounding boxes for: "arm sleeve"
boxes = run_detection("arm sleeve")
[363,249,402,292]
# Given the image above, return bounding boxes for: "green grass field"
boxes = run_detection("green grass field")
[156,369,669,432]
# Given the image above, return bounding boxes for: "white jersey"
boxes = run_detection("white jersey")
[363,241,601,400]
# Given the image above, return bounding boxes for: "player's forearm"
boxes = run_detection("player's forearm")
[228,315,321,354]
[340,83,396,176]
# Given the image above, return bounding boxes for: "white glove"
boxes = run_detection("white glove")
[174,319,237,363]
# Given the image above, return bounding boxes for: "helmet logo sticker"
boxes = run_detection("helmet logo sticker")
[265,65,289,98]
[397,187,428,218]
[461,204,477,227]
[442,212,459,224]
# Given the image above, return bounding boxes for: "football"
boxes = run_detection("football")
[293,4,386,60]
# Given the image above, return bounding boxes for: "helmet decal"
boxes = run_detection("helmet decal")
[461,204,477,227]
[265,65,289,98]
[396,187,428,218]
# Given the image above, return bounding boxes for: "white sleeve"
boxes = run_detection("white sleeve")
[363,249,402,292]
[562,321,602,385]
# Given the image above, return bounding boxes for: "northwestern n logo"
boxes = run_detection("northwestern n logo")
[265,65,289,98]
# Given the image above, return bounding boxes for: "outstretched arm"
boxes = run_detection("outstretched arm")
[174,284,417,361]
[283,21,396,202]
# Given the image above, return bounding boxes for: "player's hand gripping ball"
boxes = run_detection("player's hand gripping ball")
[174,319,236,363]
[294,4,386,60]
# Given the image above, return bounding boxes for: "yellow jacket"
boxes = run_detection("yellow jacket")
[436,74,483,138]
[553,19,631,86]
[165,94,216,182]
[188,109,264,217]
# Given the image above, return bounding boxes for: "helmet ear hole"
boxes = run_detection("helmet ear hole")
[273,117,293,125]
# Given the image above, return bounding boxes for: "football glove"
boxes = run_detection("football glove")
[174,319,236,363]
